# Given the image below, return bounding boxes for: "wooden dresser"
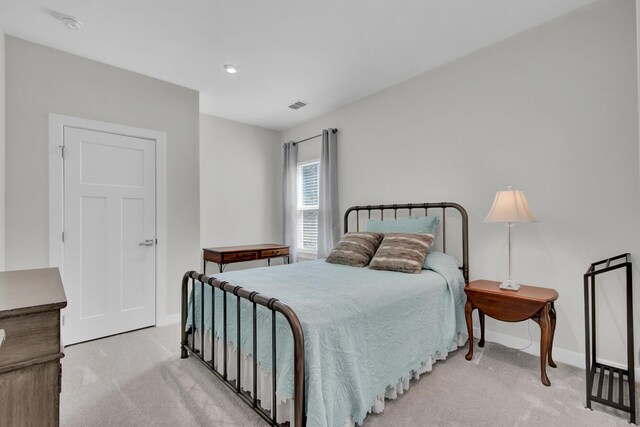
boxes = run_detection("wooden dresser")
[0,268,67,426]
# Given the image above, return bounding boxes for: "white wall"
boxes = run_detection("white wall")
[636,0,640,373]
[200,114,283,271]
[296,138,321,163]
[5,36,201,320]
[282,0,640,369]
[0,24,5,270]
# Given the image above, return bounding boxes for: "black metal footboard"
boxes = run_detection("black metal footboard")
[180,271,305,427]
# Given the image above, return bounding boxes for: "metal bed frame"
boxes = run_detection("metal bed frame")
[343,203,469,282]
[181,202,469,427]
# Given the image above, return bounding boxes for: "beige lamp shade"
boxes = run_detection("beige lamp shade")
[484,189,537,223]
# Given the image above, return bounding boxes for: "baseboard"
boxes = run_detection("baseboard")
[474,327,640,381]
[158,313,180,326]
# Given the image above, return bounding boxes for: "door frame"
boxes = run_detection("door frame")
[48,113,170,328]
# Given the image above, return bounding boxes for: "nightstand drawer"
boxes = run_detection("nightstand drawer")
[222,251,258,262]
[261,248,289,258]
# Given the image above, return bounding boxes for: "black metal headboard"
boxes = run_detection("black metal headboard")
[343,202,469,283]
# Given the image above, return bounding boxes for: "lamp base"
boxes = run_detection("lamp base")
[499,279,520,291]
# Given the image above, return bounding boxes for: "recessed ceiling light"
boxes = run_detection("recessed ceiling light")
[60,16,83,30]
[223,64,239,74]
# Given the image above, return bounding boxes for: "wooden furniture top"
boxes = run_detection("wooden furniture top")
[204,244,289,254]
[0,268,67,318]
[466,280,558,302]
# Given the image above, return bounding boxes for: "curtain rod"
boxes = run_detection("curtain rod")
[291,128,338,145]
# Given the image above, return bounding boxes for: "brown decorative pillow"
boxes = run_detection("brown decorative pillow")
[325,232,385,267]
[369,233,434,274]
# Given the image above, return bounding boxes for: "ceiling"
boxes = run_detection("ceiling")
[0,0,595,131]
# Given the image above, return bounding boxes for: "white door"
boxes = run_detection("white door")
[63,127,156,345]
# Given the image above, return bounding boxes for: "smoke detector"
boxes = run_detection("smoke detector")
[60,16,83,30]
[288,101,308,110]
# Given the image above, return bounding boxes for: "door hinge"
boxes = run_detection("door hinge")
[62,231,65,242]
[155,238,158,245]
[59,145,65,158]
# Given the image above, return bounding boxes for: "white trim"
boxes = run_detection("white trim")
[297,251,318,260]
[297,157,320,167]
[48,114,168,329]
[473,326,640,381]
[296,158,320,255]
[162,313,180,326]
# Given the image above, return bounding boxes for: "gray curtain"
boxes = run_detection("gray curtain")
[317,129,339,258]
[283,142,298,263]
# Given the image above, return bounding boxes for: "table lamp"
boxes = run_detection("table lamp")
[484,187,537,291]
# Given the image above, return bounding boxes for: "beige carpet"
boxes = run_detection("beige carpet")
[61,324,635,426]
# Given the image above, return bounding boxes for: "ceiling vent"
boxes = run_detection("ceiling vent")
[288,101,308,110]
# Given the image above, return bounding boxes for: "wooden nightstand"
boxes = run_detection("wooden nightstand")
[464,280,559,386]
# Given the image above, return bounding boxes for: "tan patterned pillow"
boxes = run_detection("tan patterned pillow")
[369,233,434,274]
[325,232,385,267]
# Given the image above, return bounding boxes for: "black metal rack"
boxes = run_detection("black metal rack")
[584,253,636,424]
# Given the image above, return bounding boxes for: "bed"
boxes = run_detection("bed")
[181,203,469,427]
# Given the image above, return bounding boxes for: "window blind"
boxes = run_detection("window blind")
[297,161,319,253]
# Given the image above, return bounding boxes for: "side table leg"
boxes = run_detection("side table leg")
[465,300,474,361]
[548,302,557,368]
[479,311,485,348]
[539,305,551,386]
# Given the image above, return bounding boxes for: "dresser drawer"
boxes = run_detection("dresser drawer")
[0,359,61,426]
[0,311,61,369]
[222,251,258,262]
[261,248,289,258]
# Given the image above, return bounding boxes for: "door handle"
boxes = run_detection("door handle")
[139,239,155,246]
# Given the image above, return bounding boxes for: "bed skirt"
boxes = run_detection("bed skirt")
[191,330,467,427]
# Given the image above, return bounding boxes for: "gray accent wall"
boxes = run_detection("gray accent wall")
[282,0,640,368]
[5,36,200,319]
[199,113,282,271]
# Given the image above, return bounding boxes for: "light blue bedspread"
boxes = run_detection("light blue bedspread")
[187,254,467,427]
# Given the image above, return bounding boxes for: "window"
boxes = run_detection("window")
[297,160,320,255]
